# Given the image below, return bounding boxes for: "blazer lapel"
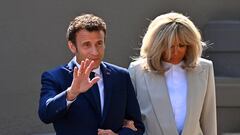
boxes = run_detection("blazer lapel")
[143,71,179,135]
[181,66,206,135]
[100,62,112,125]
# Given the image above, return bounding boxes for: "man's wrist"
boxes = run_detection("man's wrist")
[66,87,78,101]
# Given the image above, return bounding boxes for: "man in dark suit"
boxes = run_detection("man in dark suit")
[38,14,144,135]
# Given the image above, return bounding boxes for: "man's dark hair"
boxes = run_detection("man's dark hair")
[66,14,107,44]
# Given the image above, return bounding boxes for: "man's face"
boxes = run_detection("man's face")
[68,29,105,69]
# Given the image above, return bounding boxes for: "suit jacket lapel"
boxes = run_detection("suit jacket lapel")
[100,62,112,125]
[143,71,179,135]
[181,66,205,135]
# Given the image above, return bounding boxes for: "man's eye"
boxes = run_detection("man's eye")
[83,42,91,47]
[97,41,104,47]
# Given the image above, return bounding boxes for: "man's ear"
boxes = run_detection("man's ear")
[68,41,77,54]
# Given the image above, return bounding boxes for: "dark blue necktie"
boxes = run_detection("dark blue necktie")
[90,72,101,113]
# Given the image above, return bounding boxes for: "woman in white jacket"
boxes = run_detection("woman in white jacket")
[128,12,217,135]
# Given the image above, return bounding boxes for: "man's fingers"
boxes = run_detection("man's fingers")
[85,60,95,75]
[77,59,95,78]
[79,60,85,76]
[98,129,108,134]
[98,129,115,135]
[90,77,100,85]
[84,58,91,69]
[97,129,104,135]
[73,66,78,78]
[82,58,91,73]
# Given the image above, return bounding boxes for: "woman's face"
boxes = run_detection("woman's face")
[162,39,187,64]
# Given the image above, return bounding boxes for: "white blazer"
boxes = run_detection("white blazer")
[128,58,217,135]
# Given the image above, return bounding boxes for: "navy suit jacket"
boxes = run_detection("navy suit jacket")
[38,58,145,135]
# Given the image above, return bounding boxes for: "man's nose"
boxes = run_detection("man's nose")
[91,47,99,55]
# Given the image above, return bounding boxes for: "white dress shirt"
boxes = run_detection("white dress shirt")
[163,61,187,134]
[67,57,104,114]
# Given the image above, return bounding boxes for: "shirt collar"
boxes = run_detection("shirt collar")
[163,61,186,76]
[162,61,184,70]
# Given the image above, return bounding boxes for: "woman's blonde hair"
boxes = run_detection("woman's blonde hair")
[139,12,205,74]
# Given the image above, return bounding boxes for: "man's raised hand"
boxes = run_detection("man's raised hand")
[67,59,100,101]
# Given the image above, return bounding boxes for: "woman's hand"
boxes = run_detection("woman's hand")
[123,119,137,131]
